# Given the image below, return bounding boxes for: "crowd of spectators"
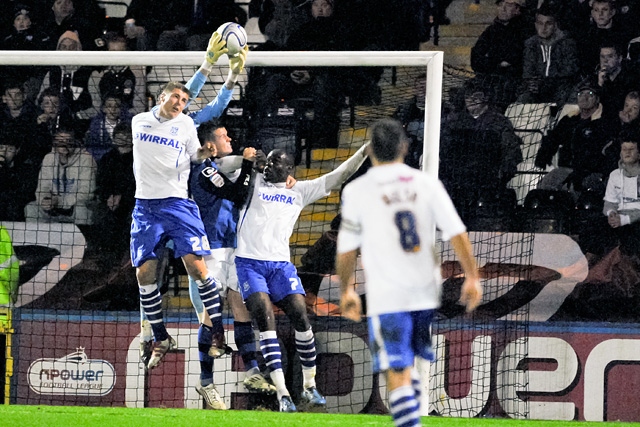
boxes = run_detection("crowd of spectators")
[465,0,640,254]
[2,0,640,279]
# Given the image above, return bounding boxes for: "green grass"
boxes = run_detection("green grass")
[2,405,640,427]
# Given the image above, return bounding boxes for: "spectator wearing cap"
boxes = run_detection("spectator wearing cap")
[1,5,52,102]
[0,137,40,221]
[470,0,533,108]
[25,126,96,224]
[38,30,94,125]
[535,81,610,200]
[518,5,579,105]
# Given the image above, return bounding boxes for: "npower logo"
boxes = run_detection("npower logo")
[27,347,116,396]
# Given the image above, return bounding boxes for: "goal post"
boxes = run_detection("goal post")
[0,49,528,418]
[0,50,442,176]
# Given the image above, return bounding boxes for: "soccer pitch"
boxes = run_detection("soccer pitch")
[2,406,640,427]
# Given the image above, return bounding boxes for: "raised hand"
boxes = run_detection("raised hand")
[229,45,249,75]
[203,32,228,71]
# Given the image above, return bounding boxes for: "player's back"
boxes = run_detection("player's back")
[341,163,466,315]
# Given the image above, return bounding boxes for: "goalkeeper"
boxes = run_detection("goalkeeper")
[137,34,243,364]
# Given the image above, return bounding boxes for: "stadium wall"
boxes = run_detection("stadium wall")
[11,313,640,421]
[5,223,640,421]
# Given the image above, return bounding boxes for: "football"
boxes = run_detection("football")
[216,22,248,57]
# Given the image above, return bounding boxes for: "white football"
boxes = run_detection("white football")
[217,22,248,57]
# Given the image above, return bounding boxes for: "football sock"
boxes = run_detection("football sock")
[389,385,421,427]
[411,368,422,412]
[198,324,215,385]
[234,321,258,372]
[295,327,317,389]
[195,275,223,334]
[138,283,168,341]
[260,330,288,398]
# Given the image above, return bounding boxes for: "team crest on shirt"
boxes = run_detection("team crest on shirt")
[170,127,179,135]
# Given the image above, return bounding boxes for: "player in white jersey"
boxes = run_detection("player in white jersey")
[234,143,368,412]
[131,78,227,371]
[336,118,482,427]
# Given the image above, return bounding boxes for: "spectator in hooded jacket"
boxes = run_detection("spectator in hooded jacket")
[24,126,96,224]
[518,5,579,105]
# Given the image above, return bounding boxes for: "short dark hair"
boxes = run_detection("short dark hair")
[600,41,625,58]
[197,119,225,147]
[619,133,639,146]
[104,31,126,46]
[536,3,558,19]
[37,87,60,105]
[370,118,408,162]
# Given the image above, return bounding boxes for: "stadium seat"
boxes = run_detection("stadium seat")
[517,189,575,233]
[465,188,518,232]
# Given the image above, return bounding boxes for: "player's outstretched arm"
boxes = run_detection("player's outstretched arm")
[450,232,482,313]
[336,249,363,322]
[322,143,369,192]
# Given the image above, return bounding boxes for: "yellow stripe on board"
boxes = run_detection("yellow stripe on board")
[290,232,322,245]
[299,211,338,223]
[294,168,332,179]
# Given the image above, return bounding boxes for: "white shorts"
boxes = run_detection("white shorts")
[204,247,239,293]
[189,248,240,320]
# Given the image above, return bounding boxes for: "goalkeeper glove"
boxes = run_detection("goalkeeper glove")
[229,45,249,75]
[201,32,227,72]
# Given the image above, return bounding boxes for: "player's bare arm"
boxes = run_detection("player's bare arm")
[450,232,482,312]
[336,249,363,322]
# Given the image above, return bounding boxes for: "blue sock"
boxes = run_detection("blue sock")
[235,321,258,372]
[198,323,214,385]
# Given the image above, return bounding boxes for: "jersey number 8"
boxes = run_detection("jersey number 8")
[395,211,421,252]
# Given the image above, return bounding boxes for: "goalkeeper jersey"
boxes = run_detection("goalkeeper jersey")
[236,173,330,262]
[337,163,466,316]
[185,71,234,127]
[131,109,201,200]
